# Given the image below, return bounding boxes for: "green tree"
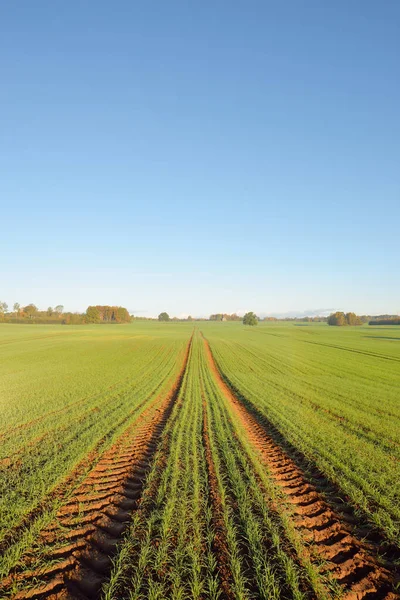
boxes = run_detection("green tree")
[54,305,64,315]
[47,307,53,316]
[23,304,38,319]
[116,307,130,323]
[85,306,101,323]
[243,311,258,326]
[345,312,362,326]
[13,302,20,315]
[158,312,170,321]
[327,312,346,326]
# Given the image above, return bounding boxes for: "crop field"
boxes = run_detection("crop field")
[0,322,399,599]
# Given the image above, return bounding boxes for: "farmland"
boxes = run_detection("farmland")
[0,322,399,599]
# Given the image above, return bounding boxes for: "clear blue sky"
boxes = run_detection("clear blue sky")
[1,1,399,317]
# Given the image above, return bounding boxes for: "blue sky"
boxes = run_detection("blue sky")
[1,1,399,317]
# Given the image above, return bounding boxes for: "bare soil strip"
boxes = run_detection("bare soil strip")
[202,336,399,600]
[1,338,192,600]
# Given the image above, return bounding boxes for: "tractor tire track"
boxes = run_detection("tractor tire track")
[202,335,399,600]
[1,336,192,600]
[0,369,170,559]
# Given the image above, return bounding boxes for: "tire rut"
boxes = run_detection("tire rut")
[1,336,192,600]
[202,335,399,600]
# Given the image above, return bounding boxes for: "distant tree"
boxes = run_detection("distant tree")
[345,312,362,326]
[23,304,38,319]
[158,312,170,322]
[115,307,130,323]
[327,312,346,326]
[13,302,20,315]
[96,306,114,321]
[370,318,400,325]
[228,313,241,321]
[47,306,53,316]
[83,305,131,323]
[243,311,258,326]
[187,315,193,321]
[63,312,85,325]
[85,306,101,323]
[328,311,362,326]
[0,301,8,321]
[54,305,64,315]
[209,313,242,321]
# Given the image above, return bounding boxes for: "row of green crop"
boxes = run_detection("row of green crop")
[200,354,308,598]
[104,332,219,600]
[0,324,189,433]
[105,332,331,599]
[203,323,400,546]
[0,339,172,460]
[0,329,189,577]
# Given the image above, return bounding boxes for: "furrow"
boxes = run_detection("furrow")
[2,335,192,600]
[202,335,399,600]
[0,344,175,561]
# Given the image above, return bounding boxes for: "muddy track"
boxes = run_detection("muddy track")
[1,337,192,600]
[202,336,399,600]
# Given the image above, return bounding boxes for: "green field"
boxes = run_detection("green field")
[203,321,400,543]
[0,322,399,599]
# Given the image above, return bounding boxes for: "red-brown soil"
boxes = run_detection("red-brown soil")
[202,336,399,600]
[1,338,192,600]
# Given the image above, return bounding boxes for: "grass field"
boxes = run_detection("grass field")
[0,322,399,599]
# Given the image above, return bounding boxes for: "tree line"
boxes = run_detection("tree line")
[86,306,130,323]
[327,312,400,326]
[0,302,65,323]
[0,303,130,324]
[209,313,242,321]
[158,311,259,325]
[369,318,400,325]
[327,312,363,326]
[1,301,398,326]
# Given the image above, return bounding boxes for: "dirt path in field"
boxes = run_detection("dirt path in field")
[202,336,399,600]
[1,337,192,600]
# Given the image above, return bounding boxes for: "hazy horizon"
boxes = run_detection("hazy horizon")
[1,301,398,321]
